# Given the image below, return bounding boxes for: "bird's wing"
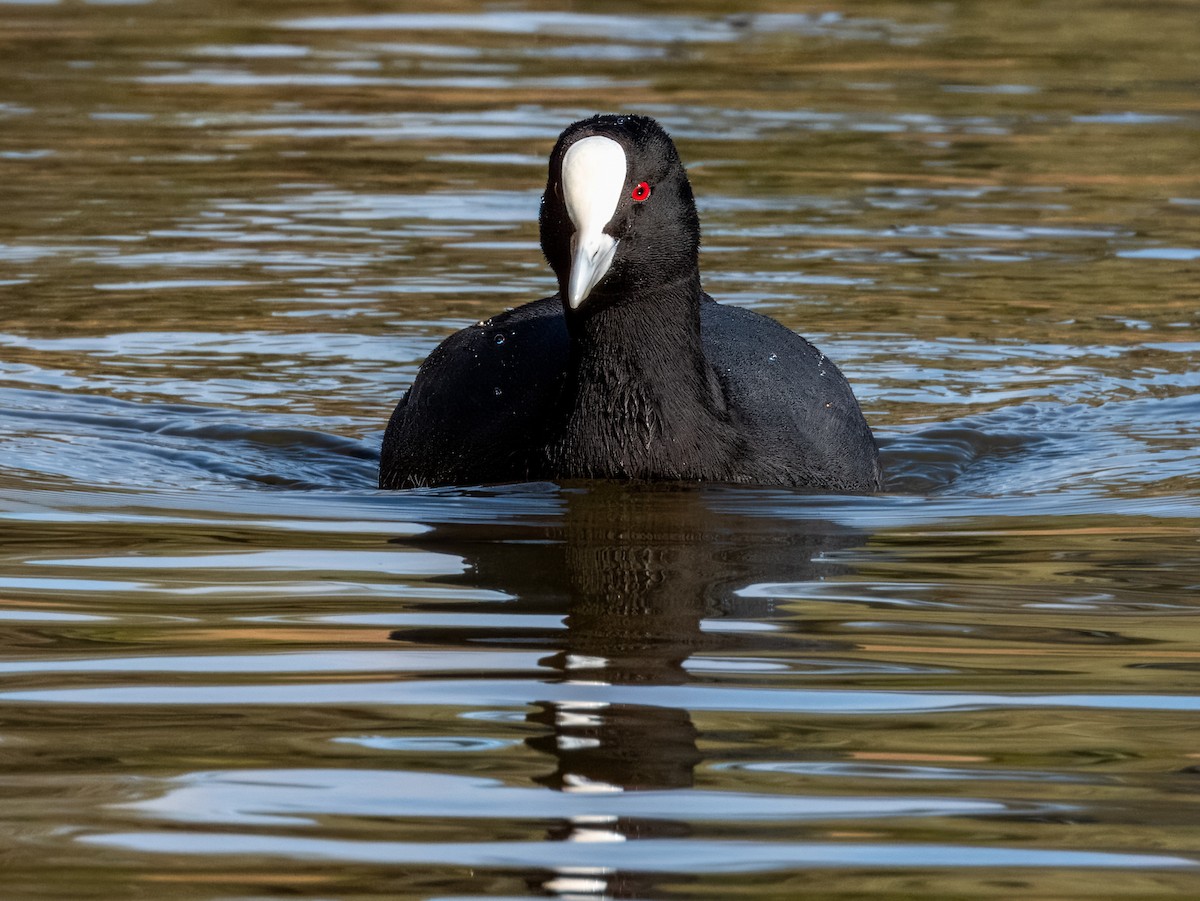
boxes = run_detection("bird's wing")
[379,296,569,488]
[701,298,880,490]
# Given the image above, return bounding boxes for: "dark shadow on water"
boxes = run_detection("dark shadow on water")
[877,407,1060,495]
[387,482,870,896]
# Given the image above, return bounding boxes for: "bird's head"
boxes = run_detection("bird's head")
[539,114,701,316]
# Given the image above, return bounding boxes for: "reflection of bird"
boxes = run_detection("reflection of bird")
[380,114,880,491]
[387,484,870,795]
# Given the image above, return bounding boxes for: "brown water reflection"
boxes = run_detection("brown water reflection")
[2,0,1200,898]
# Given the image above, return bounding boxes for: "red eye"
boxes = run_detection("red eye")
[631,181,651,202]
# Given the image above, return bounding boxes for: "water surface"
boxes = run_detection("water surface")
[2,1,1199,898]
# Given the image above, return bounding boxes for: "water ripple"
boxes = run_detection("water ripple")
[81,832,1195,871]
[6,680,1200,714]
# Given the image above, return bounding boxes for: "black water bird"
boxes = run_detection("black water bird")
[380,114,880,491]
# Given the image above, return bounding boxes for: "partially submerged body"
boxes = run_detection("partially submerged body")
[380,115,880,492]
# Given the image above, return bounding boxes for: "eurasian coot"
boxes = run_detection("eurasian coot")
[380,114,880,492]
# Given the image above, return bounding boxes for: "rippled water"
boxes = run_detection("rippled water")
[2,1,1199,898]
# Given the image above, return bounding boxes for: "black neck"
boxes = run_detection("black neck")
[570,269,703,363]
[552,271,739,480]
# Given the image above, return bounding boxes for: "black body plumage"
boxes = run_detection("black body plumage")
[380,114,880,492]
